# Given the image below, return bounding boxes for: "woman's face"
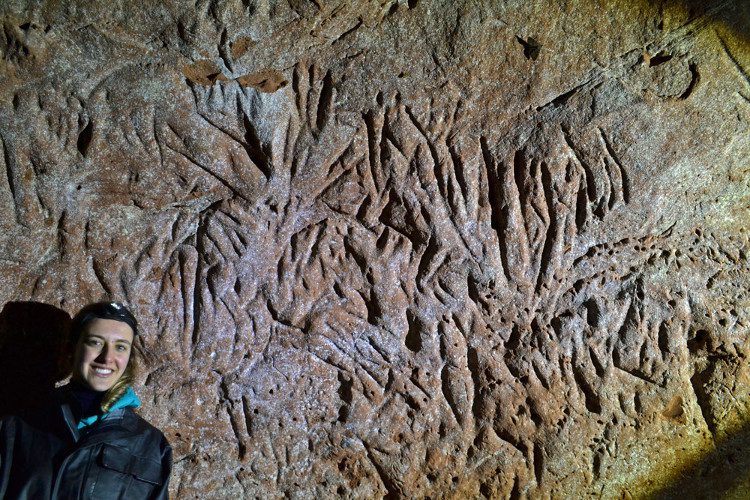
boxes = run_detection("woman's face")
[72,318,134,392]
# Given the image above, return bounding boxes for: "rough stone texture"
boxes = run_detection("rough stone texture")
[0,0,749,498]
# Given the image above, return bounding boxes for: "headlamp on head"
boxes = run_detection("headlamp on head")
[70,301,138,347]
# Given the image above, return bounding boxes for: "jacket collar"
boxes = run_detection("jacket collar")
[55,386,140,444]
[77,387,141,429]
[60,401,80,442]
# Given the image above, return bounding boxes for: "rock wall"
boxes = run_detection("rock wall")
[1,0,749,497]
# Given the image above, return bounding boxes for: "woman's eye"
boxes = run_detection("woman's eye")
[85,339,102,347]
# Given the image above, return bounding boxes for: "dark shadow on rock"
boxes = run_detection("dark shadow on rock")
[655,423,750,498]
[0,301,71,417]
[666,0,750,39]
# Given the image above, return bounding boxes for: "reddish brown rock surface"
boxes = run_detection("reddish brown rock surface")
[1,0,749,498]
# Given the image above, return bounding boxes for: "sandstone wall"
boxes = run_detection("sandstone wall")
[1,0,749,497]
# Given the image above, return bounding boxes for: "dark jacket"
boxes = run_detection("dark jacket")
[0,388,171,499]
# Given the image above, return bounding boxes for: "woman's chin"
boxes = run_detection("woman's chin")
[76,374,118,392]
[89,381,116,392]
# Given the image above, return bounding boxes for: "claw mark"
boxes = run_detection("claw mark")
[0,133,18,222]
[188,81,275,182]
[218,27,233,73]
[535,161,559,293]
[679,63,700,100]
[0,131,28,226]
[447,143,469,205]
[533,442,545,485]
[292,64,308,122]
[91,258,113,295]
[403,106,444,196]
[718,35,750,90]
[76,118,93,157]
[572,160,588,230]
[361,439,399,498]
[219,377,249,461]
[479,136,511,283]
[598,128,629,205]
[337,371,354,422]
[363,107,385,192]
[333,18,363,45]
[440,363,462,425]
[178,244,201,362]
[571,359,602,414]
[561,124,596,203]
[163,123,251,203]
[467,346,481,421]
[537,77,595,110]
[315,69,334,135]
[241,111,273,179]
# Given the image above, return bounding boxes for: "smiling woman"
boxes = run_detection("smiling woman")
[74,318,134,393]
[0,302,172,499]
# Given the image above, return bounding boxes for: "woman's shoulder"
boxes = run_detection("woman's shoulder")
[120,410,171,448]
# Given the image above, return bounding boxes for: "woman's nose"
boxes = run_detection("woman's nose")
[95,344,112,362]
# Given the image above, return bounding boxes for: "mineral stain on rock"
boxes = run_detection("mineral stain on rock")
[183,59,227,85]
[236,70,288,93]
[230,36,255,60]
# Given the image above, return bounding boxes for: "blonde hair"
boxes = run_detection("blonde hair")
[100,352,137,413]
